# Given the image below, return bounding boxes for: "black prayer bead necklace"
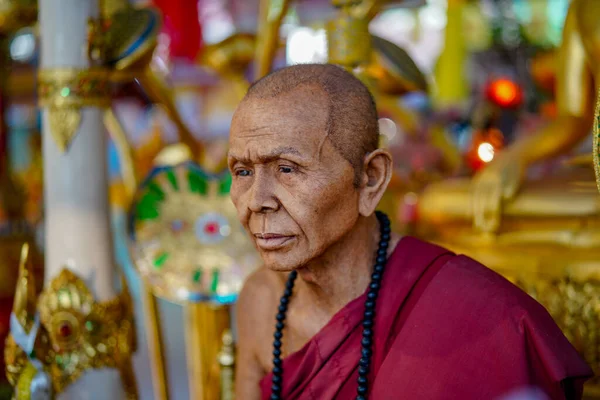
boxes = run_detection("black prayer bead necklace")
[270,211,391,400]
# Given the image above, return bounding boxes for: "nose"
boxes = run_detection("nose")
[248,169,279,213]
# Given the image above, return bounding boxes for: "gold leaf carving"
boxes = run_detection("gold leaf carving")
[48,109,82,152]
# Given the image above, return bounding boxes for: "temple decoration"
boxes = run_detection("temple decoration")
[416,0,600,395]
[218,330,235,400]
[87,0,201,159]
[5,245,137,399]
[593,93,600,194]
[37,68,111,152]
[326,9,370,68]
[38,269,137,397]
[127,159,259,399]
[4,243,52,400]
[128,162,258,304]
[0,0,36,34]
[0,166,43,396]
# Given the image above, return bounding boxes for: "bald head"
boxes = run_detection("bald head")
[242,63,379,184]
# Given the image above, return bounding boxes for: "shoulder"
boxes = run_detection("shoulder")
[237,267,285,336]
[435,253,534,305]
[426,253,592,386]
[395,238,530,312]
[238,267,284,310]
[431,252,557,331]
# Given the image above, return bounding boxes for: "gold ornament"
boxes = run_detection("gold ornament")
[0,0,36,34]
[96,6,161,71]
[37,68,111,152]
[593,92,600,194]
[519,277,600,390]
[128,163,259,304]
[326,15,371,69]
[37,269,137,398]
[218,330,235,400]
[5,244,53,400]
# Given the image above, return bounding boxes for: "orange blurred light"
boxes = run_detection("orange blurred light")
[487,79,523,108]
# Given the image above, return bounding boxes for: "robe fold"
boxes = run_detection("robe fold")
[259,237,593,399]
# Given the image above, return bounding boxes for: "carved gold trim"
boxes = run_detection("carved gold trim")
[38,68,111,152]
[5,258,138,398]
[37,269,137,397]
[593,91,600,193]
[218,330,235,400]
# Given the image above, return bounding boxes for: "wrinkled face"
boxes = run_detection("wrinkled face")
[228,86,361,271]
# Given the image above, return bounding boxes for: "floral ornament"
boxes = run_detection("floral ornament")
[129,161,260,304]
[37,269,137,398]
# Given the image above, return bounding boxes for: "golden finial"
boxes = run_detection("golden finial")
[218,329,235,400]
[12,243,37,333]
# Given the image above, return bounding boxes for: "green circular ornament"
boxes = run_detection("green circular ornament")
[128,162,259,304]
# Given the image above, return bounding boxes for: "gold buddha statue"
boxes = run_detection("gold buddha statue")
[417,0,600,394]
[422,0,600,233]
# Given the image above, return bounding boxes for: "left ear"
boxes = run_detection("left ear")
[358,148,393,216]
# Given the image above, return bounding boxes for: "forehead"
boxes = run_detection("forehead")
[229,85,330,154]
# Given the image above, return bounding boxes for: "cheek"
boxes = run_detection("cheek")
[279,174,359,232]
[229,181,249,216]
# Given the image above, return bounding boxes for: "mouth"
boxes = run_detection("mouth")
[253,233,295,250]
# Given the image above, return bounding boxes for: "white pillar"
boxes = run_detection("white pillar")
[39,0,125,399]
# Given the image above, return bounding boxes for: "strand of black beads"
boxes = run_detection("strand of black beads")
[269,211,391,400]
[356,211,391,400]
[270,269,298,400]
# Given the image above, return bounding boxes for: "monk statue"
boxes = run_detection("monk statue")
[229,63,591,399]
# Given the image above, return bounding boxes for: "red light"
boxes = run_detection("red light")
[487,79,523,108]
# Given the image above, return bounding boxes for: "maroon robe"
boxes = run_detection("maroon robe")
[259,237,593,399]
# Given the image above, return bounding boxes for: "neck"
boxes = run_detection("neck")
[295,214,380,314]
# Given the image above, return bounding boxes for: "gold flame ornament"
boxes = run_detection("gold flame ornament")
[37,68,111,152]
[5,243,53,400]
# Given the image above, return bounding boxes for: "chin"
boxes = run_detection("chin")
[261,258,298,272]
[259,252,306,273]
